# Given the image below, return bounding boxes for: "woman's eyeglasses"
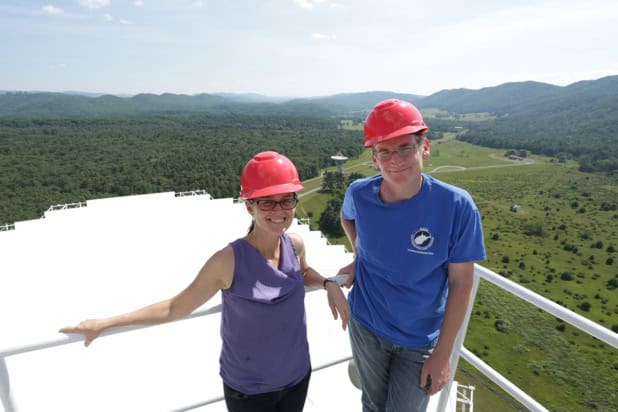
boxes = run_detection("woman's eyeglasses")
[250,195,298,211]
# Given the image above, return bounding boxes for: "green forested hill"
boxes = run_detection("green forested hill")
[287,91,425,115]
[3,76,617,118]
[418,81,560,114]
[2,75,617,174]
[0,92,336,116]
[0,114,362,224]
[456,77,618,172]
[425,76,618,173]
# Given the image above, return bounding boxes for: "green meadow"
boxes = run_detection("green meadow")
[297,137,618,411]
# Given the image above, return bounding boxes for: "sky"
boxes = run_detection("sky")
[1,0,618,97]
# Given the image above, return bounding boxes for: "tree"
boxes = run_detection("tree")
[318,194,344,237]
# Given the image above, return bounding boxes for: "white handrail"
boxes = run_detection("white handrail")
[0,305,222,359]
[474,264,617,349]
[2,265,616,412]
[169,356,355,412]
[460,348,549,412]
[436,267,481,412]
[435,264,617,412]
[0,275,349,358]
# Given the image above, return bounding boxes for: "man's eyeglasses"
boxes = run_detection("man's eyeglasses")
[250,195,298,211]
[373,145,418,161]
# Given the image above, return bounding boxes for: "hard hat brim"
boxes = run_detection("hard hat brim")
[242,182,304,200]
[364,124,429,148]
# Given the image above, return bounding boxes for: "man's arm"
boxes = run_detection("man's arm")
[340,211,357,255]
[420,261,474,395]
[338,212,358,288]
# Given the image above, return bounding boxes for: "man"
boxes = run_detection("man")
[339,99,486,411]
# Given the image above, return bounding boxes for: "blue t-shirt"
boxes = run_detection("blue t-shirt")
[342,174,486,348]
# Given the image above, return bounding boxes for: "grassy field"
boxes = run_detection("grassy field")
[297,138,618,411]
[421,108,497,122]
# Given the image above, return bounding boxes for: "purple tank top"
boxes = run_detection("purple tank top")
[220,233,310,394]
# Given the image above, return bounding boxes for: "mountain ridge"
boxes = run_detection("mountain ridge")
[2,75,616,117]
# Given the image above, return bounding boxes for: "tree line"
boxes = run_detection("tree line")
[457,111,618,173]
[0,114,363,224]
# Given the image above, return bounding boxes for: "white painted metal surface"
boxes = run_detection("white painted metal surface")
[0,192,363,411]
[6,191,612,411]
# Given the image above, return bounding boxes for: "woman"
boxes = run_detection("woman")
[60,151,350,412]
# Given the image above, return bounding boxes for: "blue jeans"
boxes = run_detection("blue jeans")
[349,318,431,412]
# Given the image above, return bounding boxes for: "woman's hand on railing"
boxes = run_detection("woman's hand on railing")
[59,319,105,347]
[325,282,350,331]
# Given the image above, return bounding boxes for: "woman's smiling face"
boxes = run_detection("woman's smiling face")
[246,193,297,234]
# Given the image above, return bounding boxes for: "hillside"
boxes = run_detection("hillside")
[418,81,560,114]
[2,75,617,173]
[3,76,617,117]
[0,91,335,116]
[453,76,618,172]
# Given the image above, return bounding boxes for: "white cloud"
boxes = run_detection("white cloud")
[191,1,203,7]
[42,5,64,15]
[312,33,334,40]
[427,1,618,45]
[134,0,144,6]
[49,63,67,70]
[78,0,110,9]
[119,19,132,25]
[103,13,113,21]
[295,0,314,10]
[295,0,330,10]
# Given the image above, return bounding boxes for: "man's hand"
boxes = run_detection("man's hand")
[337,260,356,288]
[419,349,451,396]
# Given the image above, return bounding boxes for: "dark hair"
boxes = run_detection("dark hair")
[413,132,426,146]
[247,220,255,234]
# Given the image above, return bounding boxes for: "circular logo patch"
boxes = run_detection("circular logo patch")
[411,228,433,251]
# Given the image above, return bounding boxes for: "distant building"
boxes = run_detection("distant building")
[331,151,348,175]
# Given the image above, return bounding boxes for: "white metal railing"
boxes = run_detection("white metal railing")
[0,275,348,412]
[455,384,475,412]
[45,201,87,213]
[436,264,618,412]
[2,265,616,412]
[174,190,211,198]
[0,224,14,232]
[473,265,617,348]
[166,355,355,412]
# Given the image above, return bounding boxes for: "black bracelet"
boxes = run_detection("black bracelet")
[323,278,335,289]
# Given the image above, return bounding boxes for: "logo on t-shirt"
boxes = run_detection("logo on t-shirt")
[410,228,434,252]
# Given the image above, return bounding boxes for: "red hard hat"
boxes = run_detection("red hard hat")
[363,99,429,148]
[240,151,304,199]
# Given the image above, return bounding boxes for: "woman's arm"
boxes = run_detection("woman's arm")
[59,246,234,346]
[289,233,350,330]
